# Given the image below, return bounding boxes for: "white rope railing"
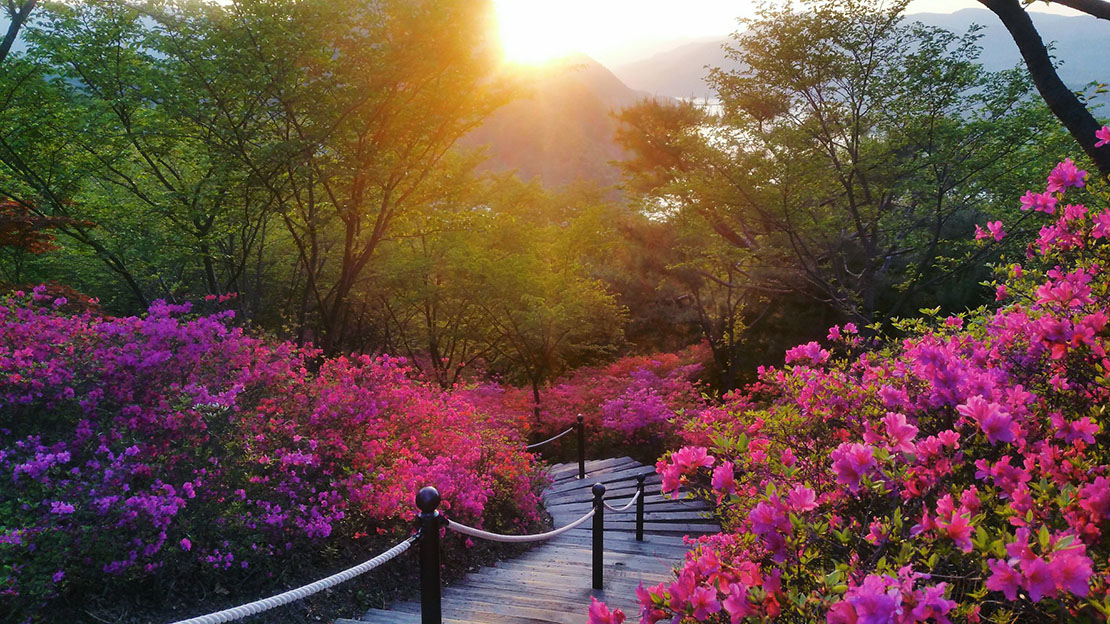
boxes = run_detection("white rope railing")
[603,489,641,513]
[169,535,416,624]
[445,507,595,543]
[524,425,577,449]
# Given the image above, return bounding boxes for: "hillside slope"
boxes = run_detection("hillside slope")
[461,54,649,189]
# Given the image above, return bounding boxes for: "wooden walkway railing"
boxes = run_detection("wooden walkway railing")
[168,419,719,624]
[342,457,719,624]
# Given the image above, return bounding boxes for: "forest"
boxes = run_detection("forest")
[2,0,1110,622]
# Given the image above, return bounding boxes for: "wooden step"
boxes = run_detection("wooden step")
[350,456,719,623]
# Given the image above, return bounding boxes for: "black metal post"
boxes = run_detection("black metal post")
[416,486,442,624]
[592,482,605,590]
[577,414,586,480]
[635,473,646,542]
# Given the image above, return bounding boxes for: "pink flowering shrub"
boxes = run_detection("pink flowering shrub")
[532,344,712,458]
[462,344,711,461]
[596,135,1110,623]
[0,294,543,618]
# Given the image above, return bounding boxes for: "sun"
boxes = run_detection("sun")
[492,0,584,65]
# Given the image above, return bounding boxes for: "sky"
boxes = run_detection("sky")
[493,0,1085,67]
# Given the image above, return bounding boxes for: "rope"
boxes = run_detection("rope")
[446,507,595,543]
[603,490,641,513]
[169,536,416,624]
[524,425,576,450]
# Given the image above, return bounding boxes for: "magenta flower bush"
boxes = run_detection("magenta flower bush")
[0,295,543,618]
[533,344,712,456]
[595,135,1110,623]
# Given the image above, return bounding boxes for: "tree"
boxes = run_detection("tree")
[0,199,86,283]
[977,0,1110,178]
[373,176,626,402]
[0,0,516,346]
[616,0,1062,383]
[148,0,514,354]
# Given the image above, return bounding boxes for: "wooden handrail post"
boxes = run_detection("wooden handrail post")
[592,482,606,590]
[635,473,646,542]
[416,486,442,624]
[577,414,586,480]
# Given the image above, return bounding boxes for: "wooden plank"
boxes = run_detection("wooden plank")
[441,584,641,615]
[543,465,658,496]
[547,457,635,480]
[353,456,713,624]
[551,510,712,522]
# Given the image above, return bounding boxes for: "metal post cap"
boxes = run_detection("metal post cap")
[416,486,441,513]
[577,414,584,423]
[636,473,647,483]
[591,482,606,497]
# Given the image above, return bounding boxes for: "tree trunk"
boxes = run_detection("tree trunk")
[0,2,36,66]
[979,0,1110,178]
[531,378,542,421]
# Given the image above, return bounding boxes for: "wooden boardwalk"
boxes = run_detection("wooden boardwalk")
[340,456,718,624]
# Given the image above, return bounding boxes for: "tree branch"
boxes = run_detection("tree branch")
[978,0,1110,177]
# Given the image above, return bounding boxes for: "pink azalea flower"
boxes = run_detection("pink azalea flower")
[712,462,736,497]
[1049,552,1093,597]
[826,601,857,624]
[781,448,797,467]
[672,446,715,472]
[723,584,753,622]
[911,583,956,622]
[690,586,722,619]
[1020,557,1056,602]
[830,443,876,492]
[1019,190,1057,214]
[941,513,973,553]
[846,575,903,624]
[1046,158,1087,192]
[1079,477,1110,520]
[956,396,1014,445]
[987,220,1006,241]
[883,412,918,453]
[587,597,625,624]
[1062,203,1088,222]
[786,485,818,512]
[1096,125,1110,148]
[785,341,830,365]
[668,569,696,612]
[985,559,1022,601]
[635,583,667,624]
[1091,209,1110,239]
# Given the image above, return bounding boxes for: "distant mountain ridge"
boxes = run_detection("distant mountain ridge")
[460,54,648,189]
[612,8,1110,99]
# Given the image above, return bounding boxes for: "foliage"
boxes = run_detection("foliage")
[615,0,1065,386]
[0,0,513,353]
[374,178,626,392]
[0,294,544,619]
[592,138,1110,623]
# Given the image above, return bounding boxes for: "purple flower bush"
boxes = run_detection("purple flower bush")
[0,295,544,618]
[533,345,712,456]
[593,134,1110,623]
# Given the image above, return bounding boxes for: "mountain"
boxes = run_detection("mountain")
[612,39,736,101]
[613,8,1110,99]
[460,54,650,189]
